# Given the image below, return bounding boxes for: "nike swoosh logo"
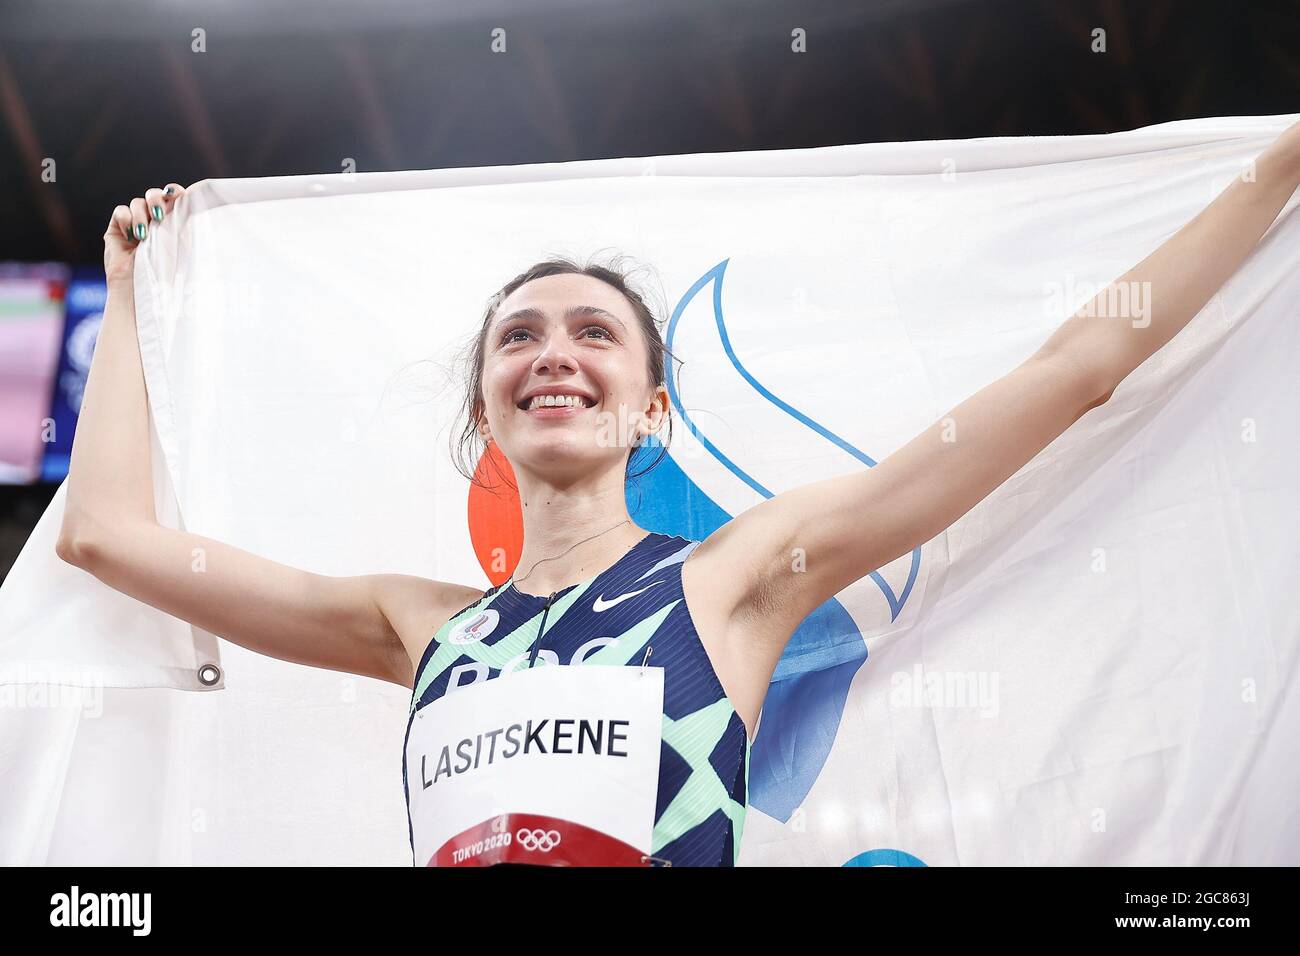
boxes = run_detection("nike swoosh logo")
[592,579,663,612]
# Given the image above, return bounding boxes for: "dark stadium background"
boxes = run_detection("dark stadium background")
[1,0,1296,579]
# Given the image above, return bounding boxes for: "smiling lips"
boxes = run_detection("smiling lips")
[526,404,587,418]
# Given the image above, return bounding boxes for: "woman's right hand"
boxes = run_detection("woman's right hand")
[103,182,187,284]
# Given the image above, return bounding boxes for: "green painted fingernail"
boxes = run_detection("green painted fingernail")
[134,223,147,240]
[152,205,164,221]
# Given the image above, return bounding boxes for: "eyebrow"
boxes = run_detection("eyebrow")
[493,304,627,334]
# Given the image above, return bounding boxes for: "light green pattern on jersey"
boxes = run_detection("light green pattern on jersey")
[575,597,747,862]
[653,698,750,862]
[410,580,748,863]
[580,601,678,667]
[409,580,598,711]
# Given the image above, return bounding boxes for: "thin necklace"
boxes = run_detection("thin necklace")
[512,518,633,589]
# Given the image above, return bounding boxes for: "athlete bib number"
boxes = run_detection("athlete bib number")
[406,664,664,867]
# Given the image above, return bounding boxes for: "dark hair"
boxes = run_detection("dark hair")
[449,253,679,494]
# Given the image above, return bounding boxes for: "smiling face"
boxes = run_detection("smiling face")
[475,273,669,487]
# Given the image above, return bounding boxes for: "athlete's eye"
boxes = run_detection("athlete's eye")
[500,325,612,346]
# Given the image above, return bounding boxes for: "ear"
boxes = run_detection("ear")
[636,385,670,441]
[475,405,492,442]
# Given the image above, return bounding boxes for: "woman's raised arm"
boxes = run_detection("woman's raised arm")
[56,183,483,686]
[691,121,1300,650]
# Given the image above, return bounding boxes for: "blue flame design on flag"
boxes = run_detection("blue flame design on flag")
[628,259,921,821]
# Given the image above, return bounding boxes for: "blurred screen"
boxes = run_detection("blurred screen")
[0,262,69,484]
[42,267,106,482]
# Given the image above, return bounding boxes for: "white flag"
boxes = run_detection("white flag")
[3,114,1298,865]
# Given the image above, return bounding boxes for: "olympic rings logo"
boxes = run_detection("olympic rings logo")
[515,828,562,852]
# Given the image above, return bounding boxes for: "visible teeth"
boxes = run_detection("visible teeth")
[528,394,587,410]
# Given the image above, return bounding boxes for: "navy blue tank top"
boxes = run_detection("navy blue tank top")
[402,531,750,866]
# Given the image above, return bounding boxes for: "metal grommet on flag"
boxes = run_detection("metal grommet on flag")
[197,663,222,686]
